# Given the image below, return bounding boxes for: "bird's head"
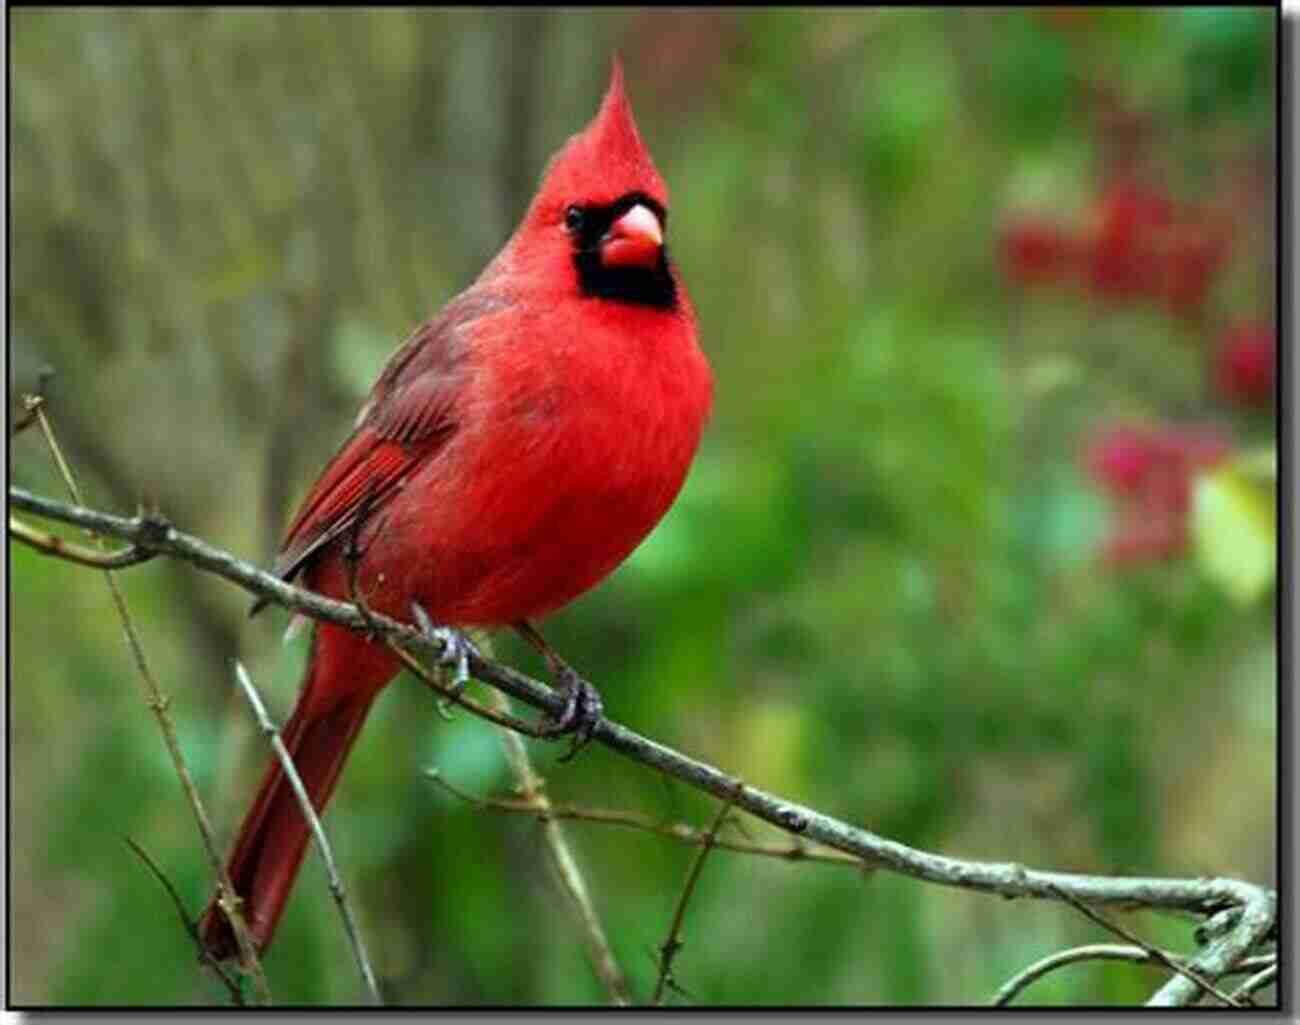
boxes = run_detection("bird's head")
[507,59,678,310]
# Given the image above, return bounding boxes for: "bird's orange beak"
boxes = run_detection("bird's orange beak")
[600,204,663,269]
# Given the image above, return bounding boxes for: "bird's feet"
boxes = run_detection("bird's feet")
[511,620,605,760]
[538,663,604,762]
[410,602,478,698]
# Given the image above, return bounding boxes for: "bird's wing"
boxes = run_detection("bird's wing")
[264,290,504,597]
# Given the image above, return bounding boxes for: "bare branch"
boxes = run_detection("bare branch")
[9,483,1279,1005]
[382,626,548,737]
[384,605,629,1001]
[9,516,155,569]
[424,772,867,868]
[123,836,246,1005]
[485,684,633,1007]
[11,374,54,437]
[995,944,1171,1006]
[19,415,271,1003]
[1047,884,1241,1007]
[652,785,740,1005]
[1147,897,1276,1007]
[1231,962,1278,1004]
[231,662,382,1005]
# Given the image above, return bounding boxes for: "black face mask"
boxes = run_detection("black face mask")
[566,192,677,310]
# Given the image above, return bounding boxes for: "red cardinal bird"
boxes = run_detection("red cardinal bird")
[200,61,711,959]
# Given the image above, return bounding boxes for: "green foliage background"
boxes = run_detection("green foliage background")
[8,8,1276,1007]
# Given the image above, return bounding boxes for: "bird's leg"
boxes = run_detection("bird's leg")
[513,620,604,761]
[410,602,478,698]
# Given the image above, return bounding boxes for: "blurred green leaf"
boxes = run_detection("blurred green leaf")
[986,15,1071,148]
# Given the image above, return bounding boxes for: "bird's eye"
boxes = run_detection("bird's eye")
[564,206,585,233]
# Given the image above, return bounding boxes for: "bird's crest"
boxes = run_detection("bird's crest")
[529,58,668,216]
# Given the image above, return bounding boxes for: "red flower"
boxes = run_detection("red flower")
[1156,220,1231,318]
[1083,422,1232,567]
[998,217,1077,287]
[1214,322,1276,408]
[1085,425,1158,495]
[1079,183,1233,318]
[1083,181,1175,302]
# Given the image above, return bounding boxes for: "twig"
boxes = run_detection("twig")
[1231,962,1278,1003]
[396,611,630,1004]
[9,516,155,569]
[1046,884,1241,1007]
[484,684,633,1007]
[12,404,42,437]
[11,372,54,437]
[994,943,1172,1006]
[8,483,1279,1006]
[652,785,740,1005]
[995,943,1278,1007]
[22,415,271,1003]
[123,836,245,1005]
[231,661,382,1006]
[425,772,868,868]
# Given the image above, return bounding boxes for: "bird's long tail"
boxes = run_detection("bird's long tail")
[200,624,395,959]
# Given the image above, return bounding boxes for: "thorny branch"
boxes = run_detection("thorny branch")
[8,484,1279,1007]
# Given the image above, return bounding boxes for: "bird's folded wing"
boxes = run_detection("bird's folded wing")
[272,432,429,584]
[252,290,503,613]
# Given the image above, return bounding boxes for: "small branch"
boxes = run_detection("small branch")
[9,516,155,569]
[1047,885,1241,1007]
[994,944,1173,1006]
[1231,962,1278,1003]
[12,405,42,437]
[123,836,245,1005]
[9,483,1279,1006]
[652,785,739,1005]
[425,772,867,869]
[995,943,1278,1008]
[231,662,382,1006]
[22,411,270,1003]
[11,373,54,437]
[485,685,632,1007]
